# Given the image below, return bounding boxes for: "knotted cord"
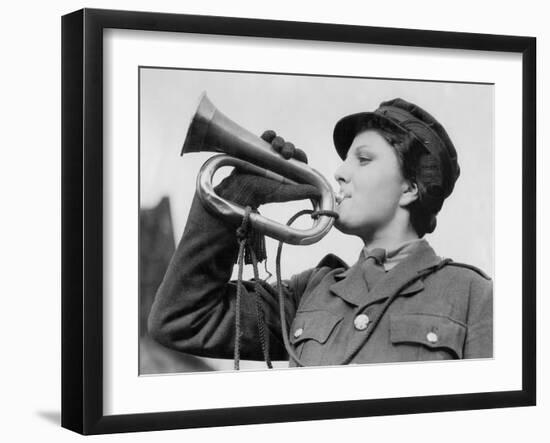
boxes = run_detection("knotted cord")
[234,206,272,370]
[233,206,339,370]
[233,207,251,370]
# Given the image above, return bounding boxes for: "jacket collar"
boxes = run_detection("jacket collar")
[330,240,442,307]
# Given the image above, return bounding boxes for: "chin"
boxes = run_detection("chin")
[334,220,350,234]
[335,211,381,238]
[333,210,349,232]
[335,218,368,238]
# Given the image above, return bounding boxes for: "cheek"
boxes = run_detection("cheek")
[354,173,403,215]
[356,170,402,201]
[378,177,404,205]
[354,193,396,220]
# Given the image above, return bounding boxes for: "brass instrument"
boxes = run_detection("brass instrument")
[181,93,335,245]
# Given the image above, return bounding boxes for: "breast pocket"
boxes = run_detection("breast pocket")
[289,310,343,365]
[390,313,467,360]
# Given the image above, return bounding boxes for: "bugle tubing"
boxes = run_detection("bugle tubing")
[181,92,335,245]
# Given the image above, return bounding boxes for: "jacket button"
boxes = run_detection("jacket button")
[354,314,370,331]
[426,332,438,343]
[294,328,304,338]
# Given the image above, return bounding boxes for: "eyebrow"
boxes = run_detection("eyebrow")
[345,145,370,160]
[353,145,375,154]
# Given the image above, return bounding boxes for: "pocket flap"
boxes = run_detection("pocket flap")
[290,310,342,345]
[390,313,466,358]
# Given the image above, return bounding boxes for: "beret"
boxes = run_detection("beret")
[333,98,460,198]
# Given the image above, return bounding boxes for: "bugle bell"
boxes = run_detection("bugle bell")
[181,92,336,245]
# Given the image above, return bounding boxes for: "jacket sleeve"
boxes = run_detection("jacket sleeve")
[147,192,313,361]
[463,275,493,359]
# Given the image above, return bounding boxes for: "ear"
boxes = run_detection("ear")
[399,181,419,207]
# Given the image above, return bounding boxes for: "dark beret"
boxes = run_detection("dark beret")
[333,98,460,199]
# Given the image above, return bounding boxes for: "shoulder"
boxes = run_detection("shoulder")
[444,261,491,280]
[428,259,492,299]
[419,251,491,281]
[287,254,348,294]
[315,253,349,270]
[305,253,349,282]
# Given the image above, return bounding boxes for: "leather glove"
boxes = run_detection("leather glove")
[214,130,320,209]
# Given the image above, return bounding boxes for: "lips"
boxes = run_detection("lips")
[336,190,350,205]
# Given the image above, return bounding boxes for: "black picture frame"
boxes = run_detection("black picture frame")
[61,8,536,435]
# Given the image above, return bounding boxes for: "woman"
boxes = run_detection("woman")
[148,98,493,367]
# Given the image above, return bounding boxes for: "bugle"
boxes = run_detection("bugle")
[181,92,335,245]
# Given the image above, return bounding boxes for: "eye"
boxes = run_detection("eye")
[357,155,372,165]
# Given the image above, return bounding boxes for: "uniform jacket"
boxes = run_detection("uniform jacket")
[148,193,493,366]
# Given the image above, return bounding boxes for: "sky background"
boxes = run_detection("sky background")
[140,67,494,280]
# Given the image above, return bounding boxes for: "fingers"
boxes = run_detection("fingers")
[271,136,286,155]
[261,130,309,163]
[274,137,295,159]
[294,148,308,164]
[260,130,277,143]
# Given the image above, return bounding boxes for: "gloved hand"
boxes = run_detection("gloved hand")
[214,130,321,209]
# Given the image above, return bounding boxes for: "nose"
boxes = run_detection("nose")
[334,161,350,185]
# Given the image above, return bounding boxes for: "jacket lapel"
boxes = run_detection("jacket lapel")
[372,240,442,302]
[330,262,369,306]
[329,240,442,308]
[337,241,444,364]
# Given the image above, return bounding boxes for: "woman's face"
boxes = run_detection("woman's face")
[334,129,411,239]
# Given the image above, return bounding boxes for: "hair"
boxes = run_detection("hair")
[355,118,449,237]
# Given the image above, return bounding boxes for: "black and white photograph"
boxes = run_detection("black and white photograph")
[57,6,537,435]
[139,67,494,374]
[3,0,548,439]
